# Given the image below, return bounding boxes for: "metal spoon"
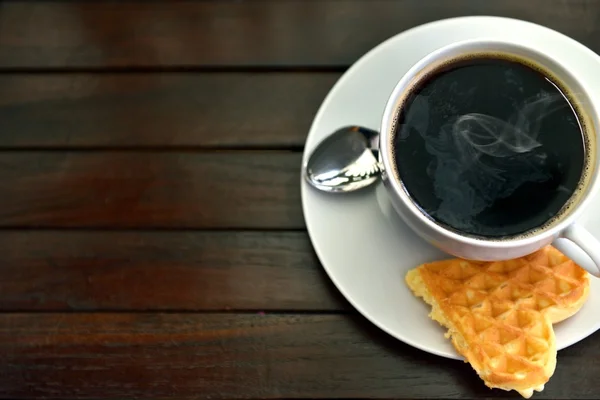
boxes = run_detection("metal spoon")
[303,126,382,193]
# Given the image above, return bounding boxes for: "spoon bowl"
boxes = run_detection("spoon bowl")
[303,126,382,193]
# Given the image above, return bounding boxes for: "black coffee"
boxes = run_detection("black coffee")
[392,54,590,238]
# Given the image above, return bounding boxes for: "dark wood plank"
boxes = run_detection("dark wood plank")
[0,73,337,148]
[0,313,598,399]
[1,0,599,68]
[0,151,302,229]
[0,231,344,311]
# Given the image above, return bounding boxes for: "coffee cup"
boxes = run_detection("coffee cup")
[377,38,600,277]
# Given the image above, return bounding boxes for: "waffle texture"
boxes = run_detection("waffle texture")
[405,245,589,398]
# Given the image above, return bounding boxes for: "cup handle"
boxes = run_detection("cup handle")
[554,224,600,277]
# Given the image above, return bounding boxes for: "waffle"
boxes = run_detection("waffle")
[405,245,589,398]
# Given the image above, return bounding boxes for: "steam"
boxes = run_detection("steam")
[454,94,567,158]
[402,92,568,232]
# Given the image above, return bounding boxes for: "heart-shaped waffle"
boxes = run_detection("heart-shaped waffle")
[406,245,589,398]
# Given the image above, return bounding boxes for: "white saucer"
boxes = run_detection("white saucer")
[301,16,600,359]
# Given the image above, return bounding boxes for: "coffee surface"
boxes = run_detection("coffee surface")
[392,56,586,238]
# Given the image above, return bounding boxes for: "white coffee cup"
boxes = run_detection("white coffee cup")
[378,38,600,277]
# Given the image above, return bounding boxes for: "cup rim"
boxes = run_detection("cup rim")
[379,37,599,249]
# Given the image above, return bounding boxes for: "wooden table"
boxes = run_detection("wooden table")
[1,1,599,398]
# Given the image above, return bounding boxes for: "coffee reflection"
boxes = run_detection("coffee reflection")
[392,54,590,238]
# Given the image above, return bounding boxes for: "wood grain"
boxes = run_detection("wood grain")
[0,230,344,311]
[0,73,337,148]
[1,0,599,68]
[5,2,600,399]
[0,313,598,399]
[0,151,303,229]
